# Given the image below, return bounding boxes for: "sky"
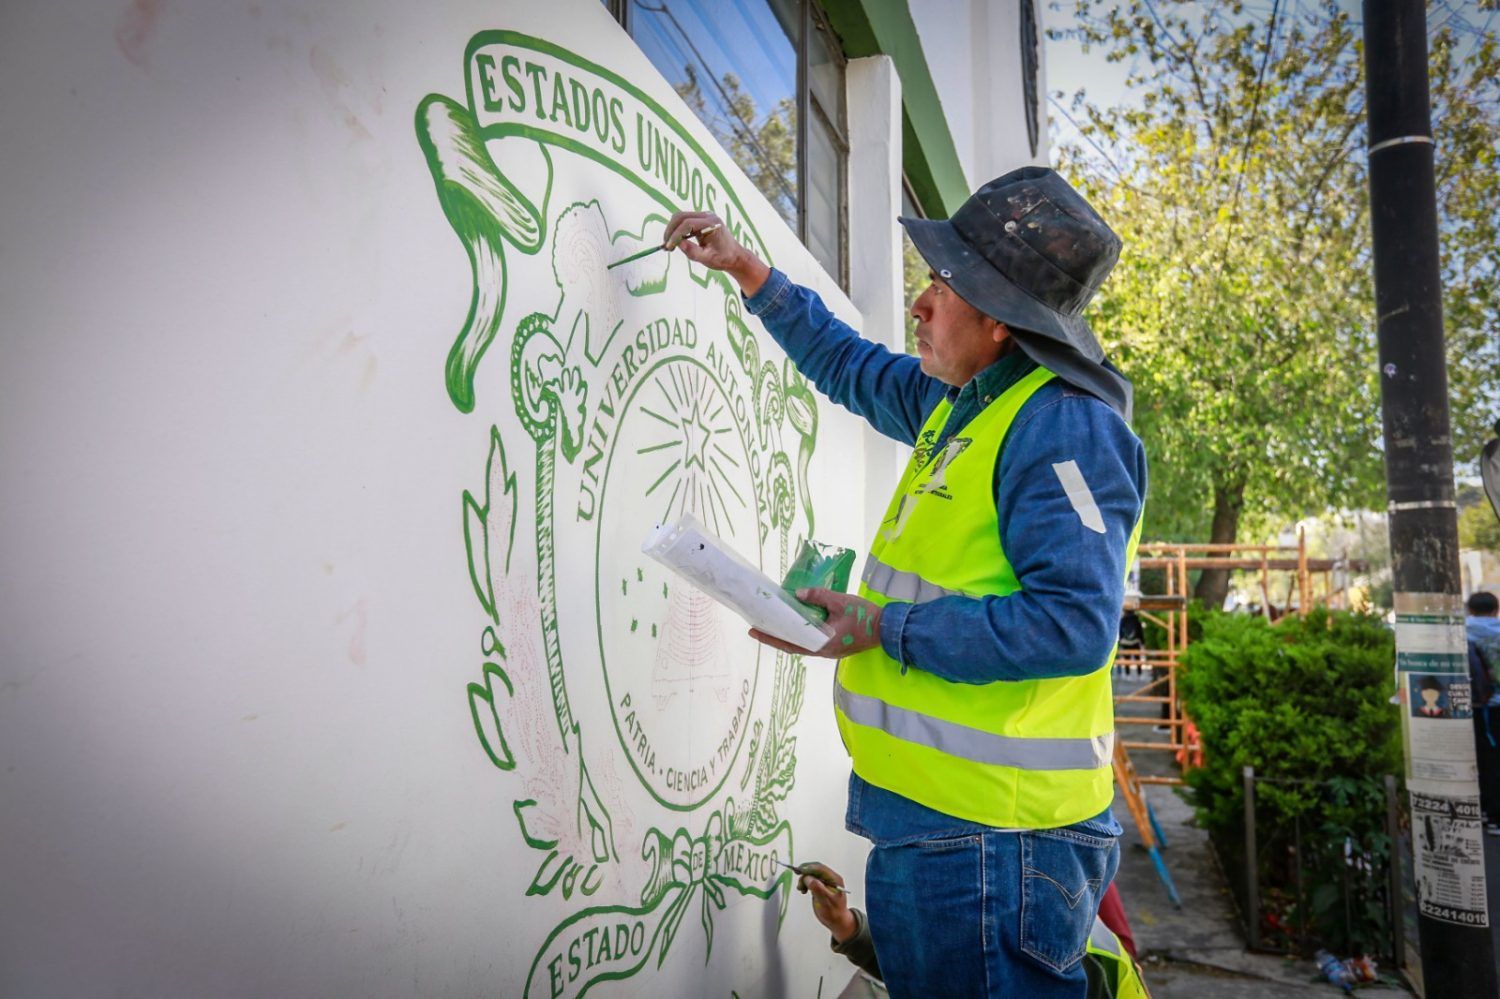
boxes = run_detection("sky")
[1040,1,1141,160]
[1040,0,1499,161]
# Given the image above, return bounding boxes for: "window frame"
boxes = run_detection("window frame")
[805,1,849,288]
[610,0,849,288]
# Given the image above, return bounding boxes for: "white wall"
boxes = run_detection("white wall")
[845,54,909,573]
[0,2,875,995]
[911,0,1049,189]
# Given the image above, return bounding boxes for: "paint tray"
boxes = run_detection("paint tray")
[641,514,835,652]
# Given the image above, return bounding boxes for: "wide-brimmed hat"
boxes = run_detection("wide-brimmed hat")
[900,166,1132,416]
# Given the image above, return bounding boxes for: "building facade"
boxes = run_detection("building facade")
[0,2,1046,995]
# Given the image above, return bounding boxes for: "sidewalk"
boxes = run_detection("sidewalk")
[1111,684,1410,996]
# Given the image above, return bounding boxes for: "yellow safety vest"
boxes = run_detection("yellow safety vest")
[835,365,1141,829]
[1085,917,1152,998]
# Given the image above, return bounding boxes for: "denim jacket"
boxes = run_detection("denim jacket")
[745,270,1146,839]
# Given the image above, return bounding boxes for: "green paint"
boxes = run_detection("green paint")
[605,242,664,269]
[424,31,822,997]
[507,311,583,747]
[821,0,971,215]
[467,661,517,770]
[739,719,763,792]
[839,603,875,637]
[480,625,506,661]
[418,30,776,415]
[415,96,551,413]
[523,816,795,997]
[513,799,558,851]
[458,32,771,259]
[591,355,763,811]
[463,428,518,625]
[615,216,674,296]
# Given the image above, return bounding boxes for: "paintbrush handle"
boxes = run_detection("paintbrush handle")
[605,243,663,269]
[666,223,722,248]
[607,224,724,270]
[777,859,854,895]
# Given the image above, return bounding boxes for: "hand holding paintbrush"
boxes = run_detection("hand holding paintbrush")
[780,859,859,944]
[775,857,853,894]
[608,211,773,297]
[607,223,721,270]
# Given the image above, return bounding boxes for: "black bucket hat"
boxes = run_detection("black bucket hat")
[900,166,1132,417]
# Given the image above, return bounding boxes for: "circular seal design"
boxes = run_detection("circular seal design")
[595,355,763,809]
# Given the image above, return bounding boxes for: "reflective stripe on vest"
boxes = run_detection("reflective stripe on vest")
[861,554,972,603]
[1089,917,1123,958]
[1086,917,1152,999]
[834,682,1114,771]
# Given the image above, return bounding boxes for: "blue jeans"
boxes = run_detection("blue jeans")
[860,814,1120,996]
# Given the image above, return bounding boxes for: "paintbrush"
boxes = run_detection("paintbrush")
[774,858,852,895]
[606,224,721,269]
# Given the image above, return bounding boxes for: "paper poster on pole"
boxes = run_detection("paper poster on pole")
[1395,593,1478,784]
[1409,787,1490,927]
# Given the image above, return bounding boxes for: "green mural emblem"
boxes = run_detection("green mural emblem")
[416,31,821,997]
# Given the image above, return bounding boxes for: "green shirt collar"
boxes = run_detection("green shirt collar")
[948,349,1038,407]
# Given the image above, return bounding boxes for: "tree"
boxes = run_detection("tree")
[903,235,926,353]
[675,66,798,231]
[1460,501,1500,554]
[1051,0,1500,607]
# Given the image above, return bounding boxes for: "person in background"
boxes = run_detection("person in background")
[1118,610,1145,673]
[1467,591,1500,835]
[794,862,1151,998]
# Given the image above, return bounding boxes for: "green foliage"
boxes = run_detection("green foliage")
[676,68,797,231]
[1052,1,1500,548]
[903,234,928,354]
[1178,608,1402,953]
[1181,608,1400,835]
[1460,499,1500,553]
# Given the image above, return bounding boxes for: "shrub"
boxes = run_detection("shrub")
[1178,608,1402,954]
[1140,597,1208,650]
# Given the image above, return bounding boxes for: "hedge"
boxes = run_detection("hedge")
[1177,608,1403,954]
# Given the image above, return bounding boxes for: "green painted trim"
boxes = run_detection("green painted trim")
[821,0,970,216]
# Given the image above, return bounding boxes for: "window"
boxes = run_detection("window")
[1019,0,1041,158]
[605,0,848,287]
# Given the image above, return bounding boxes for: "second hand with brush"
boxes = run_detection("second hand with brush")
[607,224,721,270]
[774,858,853,895]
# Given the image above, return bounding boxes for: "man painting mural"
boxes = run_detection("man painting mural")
[663,166,1145,996]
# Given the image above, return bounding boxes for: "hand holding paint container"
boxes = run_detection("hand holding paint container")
[779,539,855,622]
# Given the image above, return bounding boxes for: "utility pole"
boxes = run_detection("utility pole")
[1363,1,1499,995]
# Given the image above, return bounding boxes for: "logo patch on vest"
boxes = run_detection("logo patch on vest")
[883,437,972,541]
[911,427,940,469]
[918,437,972,500]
